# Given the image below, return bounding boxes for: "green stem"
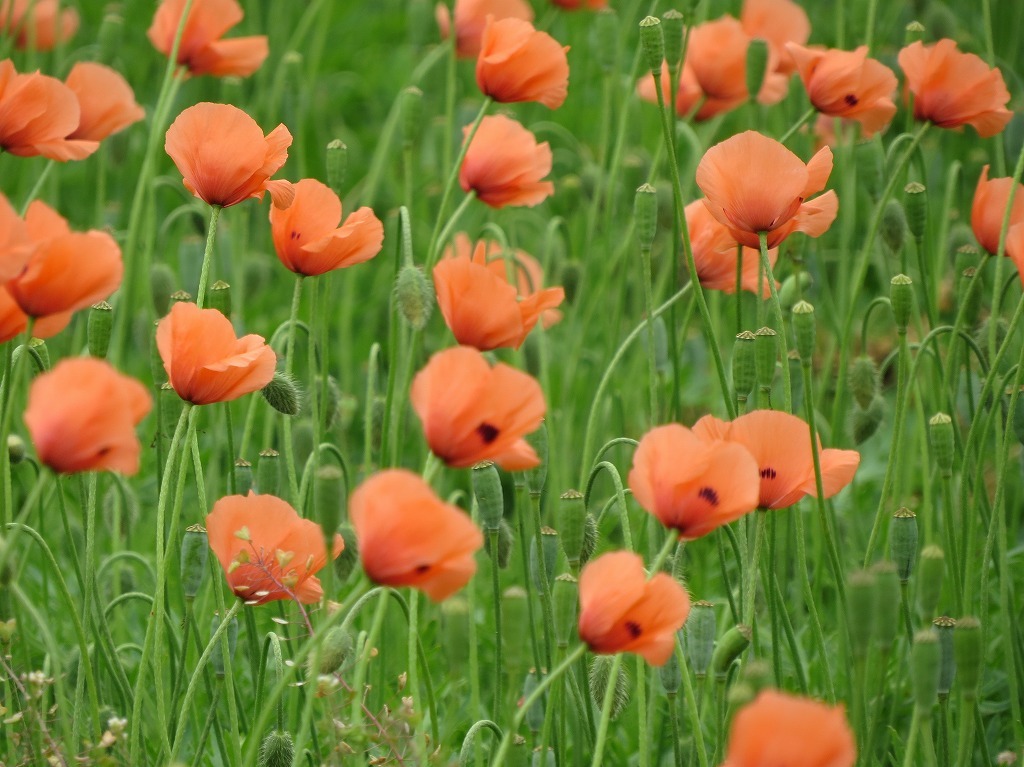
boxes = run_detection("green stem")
[759,231,792,412]
[195,205,223,309]
[744,510,767,626]
[778,107,817,145]
[281,275,304,506]
[490,528,504,717]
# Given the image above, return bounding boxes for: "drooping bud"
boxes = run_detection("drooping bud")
[638,17,664,75]
[661,10,685,70]
[180,524,208,602]
[150,263,176,318]
[904,182,927,239]
[257,730,294,767]
[88,302,113,359]
[916,545,945,620]
[594,9,619,74]
[326,139,347,196]
[851,396,886,445]
[932,616,956,697]
[395,265,433,331]
[890,274,913,332]
[314,626,354,675]
[778,271,813,310]
[588,655,630,719]
[712,624,752,679]
[552,574,578,649]
[257,449,280,497]
[210,612,238,678]
[332,524,359,583]
[847,570,877,661]
[791,301,816,363]
[732,331,757,403]
[579,512,599,567]
[472,461,504,531]
[849,356,880,410]
[400,87,423,149]
[7,434,25,465]
[745,39,770,102]
[686,601,716,678]
[911,629,940,711]
[890,508,918,582]
[953,616,981,701]
[523,669,546,733]
[881,200,907,254]
[871,561,901,649]
[557,490,586,572]
[261,372,303,416]
[634,184,658,249]
[929,413,954,477]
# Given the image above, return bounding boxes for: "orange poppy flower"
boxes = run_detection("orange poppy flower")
[696,130,838,249]
[269,178,384,276]
[724,690,856,767]
[0,287,70,343]
[156,301,276,405]
[24,358,151,475]
[7,201,122,319]
[898,40,1011,138]
[786,44,897,137]
[64,62,145,142]
[0,60,97,161]
[577,550,690,666]
[476,17,569,109]
[460,114,554,208]
[0,192,30,283]
[410,345,545,470]
[629,424,760,540]
[0,0,78,51]
[434,235,564,350]
[686,199,778,297]
[636,62,710,120]
[148,0,268,78]
[971,165,1024,282]
[436,0,534,59]
[740,0,810,76]
[350,470,484,602]
[512,248,562,329]
[165,102,295,209]
[206,491,343,605]
[692,410,860,510]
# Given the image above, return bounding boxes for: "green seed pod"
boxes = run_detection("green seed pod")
[957,267,983,327]
[778,271,813,311]
[733,331,757,402]
[557,489,586,572]
[257,449,280,497]
[180,524,208,602]
[851,395,886,445]
[502,587,529,674]
[929,413,954,477]
[203,279,230,320]
[847,570,877,661]
[712,624,752,679]
[579,512,599,567]
[904,20,925,45]
[880,200,907,255]
[754,327,778,392]
[97,10,124,63]
[472,461,504,531]
[88,301,113,359]
[170,289,192,306]
[745,38,770,101]
[261,372,303,416]
[848,355,880,410]
[904,182,927,239]
[870,561,901,649]
[257,730,294,767]
[890,274,913,332]
[326,139,347,196]
[530,527,560,591]
[211,612,238,678]
[638,17,664,75]
[911,629,941,711]
[525,420,548,495]
[588,655,630,720]
[234,459,253,495]
[7,434,25,465]
[635,183,658,249]
[150,263,176,318]
[314,626,354,675]
[658,637,682,694]
[661,10,685,69]
[933,616,956,696]
[395,265,434,331]
[532,747,555,767]
[890,508,918,582]
[953,616,981,701]
[916,545,945,620]
[686,601,716,678]
[552,573,578,649]
[593,8,619,74]
[400,86,423,149]
[791,301,816,363]
[523,669,546,733]
[855,139,884,199]
[440,596,470,673]
[332,524,359,583]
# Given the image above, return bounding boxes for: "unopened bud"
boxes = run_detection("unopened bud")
[635,184,658,249]
[881,200,907,254]
[745,38,770,100]
[594,9,619,74]
[638,17,664,75]
[847,570,877,661]
[261,372,303,416]
[917,545,945,620]
[953,616,981,700]
[180,524,208,601]
[28,337,48,370]
[851,395,885,444]
[557,490,586,571]
[313,463,344,535]
[588,655,630,719]
[7,434,25,465]
[552,574,578,649]
[849,356,880,410]
[314,626,354,675]
[257,730,294,767]
[257,449,280,497]
[890,508,918,582]
[579,512,599,567]
[150,263,176,318]
[890,274,913,332]
[791,301,816,362]
[929,413,954,477]
[712,624,752,678]
[732,331,757,402]
[523,669,546,733]
[472,461,504,531]
[871,561,901,649]
[778,271,813,311]
[904,182,927,239]
[332,524,359,583]
[326,140,347,196]
[395,265,433,331]
[686,601,716,678]
[88,302,113,359]
[400,87,423,149]
[911,629,940,710]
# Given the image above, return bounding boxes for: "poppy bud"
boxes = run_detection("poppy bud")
[847,570,877,661]
[890,274,913,332]
[854,139,884,199]
[881,200,907,254]
[484,518,515,569]
[27,338,48,370]
[778,271,813,311]
[594,9,619,74]
[904,182,927,239]
[170,289,192,305]
[634,183,658,249]
[890,507,918,582]
[257,730,294,767]
[326,139,347,196]
[911,629,940,711]
[234,459,253,495]
[257,449,280,496]
[472,461,504,531]
[211,612,238,678]
[395,264,433,331]
[208,280,231,318]
[261,372,303,416]
[712,624,752,679]
[849,355,880,410]
[552,573,578,649]
[313,374,342,432]
[502,587,529,673]
[851,395,885,444]
[745,38,770,102]
[314,463,345,535]
[732,331,757,403]
[917,544,945,620]
[150,263,176,318]
[557,489,586,572]
[400,87,423,149]
[929,413,954,477]
[957,267,982,327]
[933,616,956,696]
[7,435,25,465]
[523,669,546,733]
[332,524,360,583]
[904,20,925,44]
[791,301,815,363]
[754,326,777,395]
[441,596,470,673]
[580,512,599,566]
[88,301,113,359]
[314,626,354,675]
[953,616,981,701]
[871,561,901,649]
[533,747,555,766]
[638,17,664,75]
[661,10,685,70]
[530,527,560,591]
[686,600,716,678]
[180,524,208,602]
[658,636,682,694]
[588,655,630,720]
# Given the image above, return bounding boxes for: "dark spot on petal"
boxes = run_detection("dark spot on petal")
[697,486,719,507]
[290,230,301,240]
[844,93,859,106]
[415,564,430,574]
[477,422,500,444]
[760,467,777,480]
[96,447,112,457]
[625,621,642,638]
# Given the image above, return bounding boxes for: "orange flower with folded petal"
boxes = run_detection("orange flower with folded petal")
[460,114,554,208]
[629,424,760,540]
[7,201,122,320]
[971,165,1024,283]
[898,40,1011,138]
[269,179,384,276]
[725,690,856,767]
[411,345,545,470]
[165,102,295,209]
[64,62,145,142]
[0,60,98,161]
[24,358,151,475]
[693,410,860,510]
[350,470,484,602]
[0,288,70,344]
[578,550,690,665]
[206,492,343,605]
[434,235,564,350]
[0,0,78,51]
[686,200,778,297]
[512,249,562,329]
[156,301,276,405]
[476,18,569,109]
[437,0,534,59]
[740,0,810,76]
[148,0,268,78]
[696,130,838,249]
[787,44,897,137]
[0,192,30,283]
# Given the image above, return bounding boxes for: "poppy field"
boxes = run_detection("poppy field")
[0,0,1023,765]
